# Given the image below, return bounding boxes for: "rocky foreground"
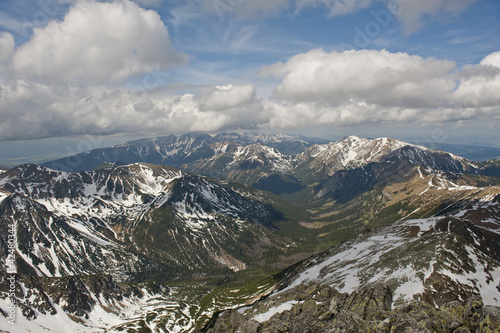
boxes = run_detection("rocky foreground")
[200,283,500,333]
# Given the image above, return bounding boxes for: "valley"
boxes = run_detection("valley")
[1,132,500,332]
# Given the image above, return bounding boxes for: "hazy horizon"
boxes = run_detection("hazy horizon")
[1,129,499,168]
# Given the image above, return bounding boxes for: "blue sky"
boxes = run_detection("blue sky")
[0,0,499,166]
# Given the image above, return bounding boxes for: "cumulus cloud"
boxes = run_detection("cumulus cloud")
[261,49,456,108]
[263,100,499,131]
[0,81,269,140]
[453,51,500,108]
[2,49,500,141]
[9,0,185,85]
[481,51,500,68]
[258,48,500,130]
[198,84,256,111]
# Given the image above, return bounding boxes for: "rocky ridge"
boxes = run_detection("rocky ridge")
[202,283,500,333]
[0,163,292,280]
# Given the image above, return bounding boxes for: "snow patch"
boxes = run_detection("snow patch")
[279,218,439,298]
[252,301,299,323]
[0,190,9,204]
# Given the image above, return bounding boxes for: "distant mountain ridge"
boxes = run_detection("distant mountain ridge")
[42,132,326,172]
[184,135,498,200]
[295,136,411,177]
[43,133,497,183]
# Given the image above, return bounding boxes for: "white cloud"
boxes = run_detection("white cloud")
[199,84,256,111]
[9,0,185,85]
[1,35,499,141]
[257,49,500,130]
[481,51,500,68]
[2,49,500,141]
[453,52,500,108]
[261,49,456,108]
[0,32,15,68]
[262,101,412,129]
[262,100,500,131]
[0,81,269,140]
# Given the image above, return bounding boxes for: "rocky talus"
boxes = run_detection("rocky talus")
[201,283,500,333]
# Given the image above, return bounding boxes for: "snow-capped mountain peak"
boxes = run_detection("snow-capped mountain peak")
[0,162,288,280]
[229,143,293,172]
[0,163,182,202]
[296,136,413,178]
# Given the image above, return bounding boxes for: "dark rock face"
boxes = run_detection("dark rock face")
[201,283,500,333]
[0,272,143,321]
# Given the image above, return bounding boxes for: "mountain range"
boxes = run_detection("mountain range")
[43,132,327,173]
[42,133,500,198]
[1,132,499,332]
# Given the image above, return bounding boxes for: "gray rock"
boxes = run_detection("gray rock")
[203,283,500,333]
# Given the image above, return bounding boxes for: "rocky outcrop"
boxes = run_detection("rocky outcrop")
[201,283,500,333]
